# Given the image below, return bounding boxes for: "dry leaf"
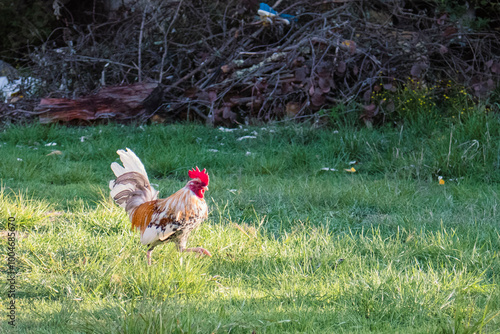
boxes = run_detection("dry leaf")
[437,13,447,25]
[281,82,291,94]
[360,104,379,122]
[308,84,315,96]
[294,67,307,82]
[253,79,268,94]
[317,62,331,77]
[208,90,217,103]
[491,62,500,74]
[443,26,458,38]
[363,90,371,102]
[293,57,305,67]
[286,102,301,118]
[150,115,165,123]
[184,87,197,98]
[337,61,347,74]
[222,104,237,122]
[341,40,357,54]
[411,62,428,77]
[318,77,331,93]
[383,83,396,92]
[311,88,326,106]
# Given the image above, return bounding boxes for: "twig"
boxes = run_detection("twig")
[68,55,135,69]
[159,0,184,84]
[189,105,208,120]
[138,1,149,82]
[273,0,284,8]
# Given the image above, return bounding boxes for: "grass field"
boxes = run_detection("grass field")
[0,114,499,333]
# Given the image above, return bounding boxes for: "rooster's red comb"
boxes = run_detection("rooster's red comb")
[188,166,209,185]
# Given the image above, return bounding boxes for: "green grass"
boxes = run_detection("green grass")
[0,115,499,333]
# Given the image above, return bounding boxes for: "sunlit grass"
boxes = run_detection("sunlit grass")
[0,118,499,333]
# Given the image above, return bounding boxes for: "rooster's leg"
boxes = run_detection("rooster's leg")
[183,247,212,257]
[177,238,212,257]
[146,247,154,265]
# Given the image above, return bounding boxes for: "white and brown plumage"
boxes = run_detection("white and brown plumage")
[109,148,211,265]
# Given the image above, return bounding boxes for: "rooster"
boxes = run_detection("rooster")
[109,148,211,265]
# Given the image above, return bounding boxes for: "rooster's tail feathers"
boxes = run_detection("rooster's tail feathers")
[109,148,158,213]
[111,148,149,179]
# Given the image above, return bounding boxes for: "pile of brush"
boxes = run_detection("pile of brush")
[2,0,499,125]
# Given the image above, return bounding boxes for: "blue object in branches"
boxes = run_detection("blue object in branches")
[258,3,296,25]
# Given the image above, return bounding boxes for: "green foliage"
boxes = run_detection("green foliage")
[431,0,500,30]
[365,78,496,129]
[0,119,499,332]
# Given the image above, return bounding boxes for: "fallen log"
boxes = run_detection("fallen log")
[37,81,162,124]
